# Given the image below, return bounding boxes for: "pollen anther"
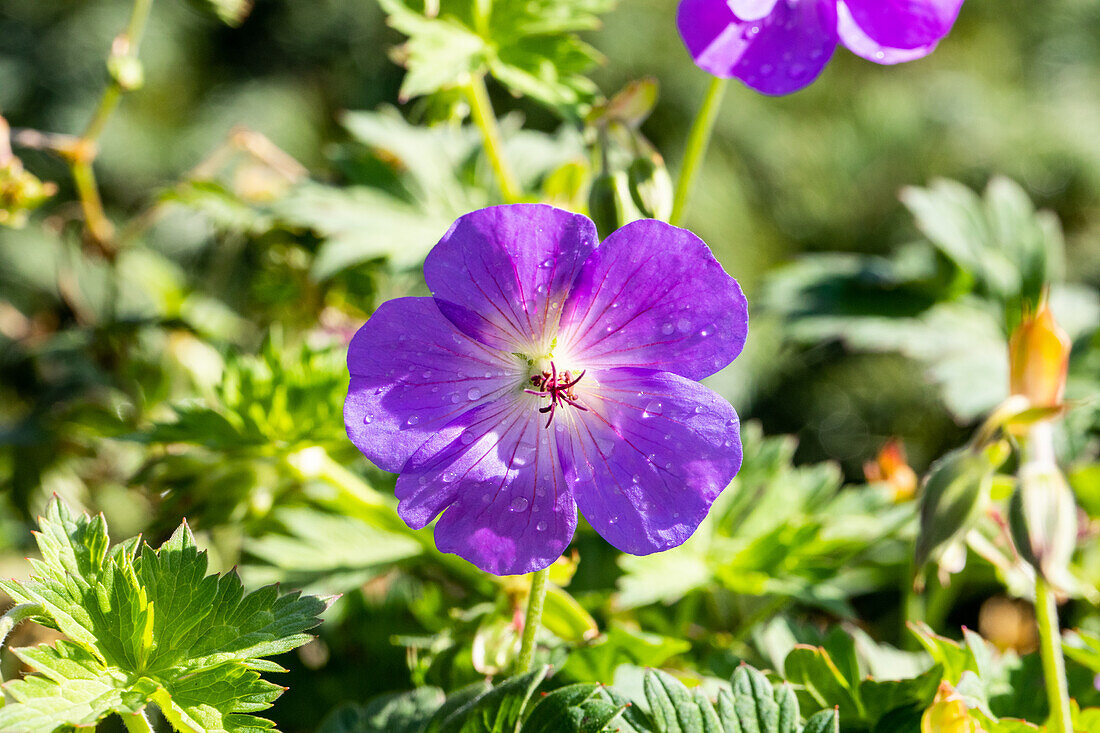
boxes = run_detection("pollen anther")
[523,361,588,427]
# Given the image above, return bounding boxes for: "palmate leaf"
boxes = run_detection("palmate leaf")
[0,498,327,732]
[377,0,616,115]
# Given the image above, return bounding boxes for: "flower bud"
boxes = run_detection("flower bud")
[627,154,673,222]
[588,170,636,239]
[914,443,1007,576]
[921,682,984,733]
[864,438,918,503]
[1009,462,1078,583]
[107,55,145,91]
[1009,300,1071,410]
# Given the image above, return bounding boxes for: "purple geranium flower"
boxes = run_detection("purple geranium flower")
[678,0,964,95]
[344,204,748,575]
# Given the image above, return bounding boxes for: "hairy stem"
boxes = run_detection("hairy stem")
[121,710,156,733]
[1035,576,1072,732]
[516,566,549,673]
[670,76,728,226]
[464,75,522,204]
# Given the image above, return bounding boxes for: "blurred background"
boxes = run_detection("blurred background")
[1,0,1099,730]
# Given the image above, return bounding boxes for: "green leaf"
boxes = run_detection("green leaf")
[377,0,617,116]
[521,684,624,733]
[800,709,839,733]
[0,497,326,732]
[561,628,691,684]
[434,666,549,733]
[319,688,446,733]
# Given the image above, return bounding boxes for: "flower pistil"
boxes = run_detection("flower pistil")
[524,360,589,428]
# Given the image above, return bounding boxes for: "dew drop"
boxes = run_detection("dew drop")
[677,317,691,333]
[460,431,476,445]
[874,51,885,60]
[660,322,675,335]
[509,496,529,512]
[631,474,641,484]
[611,301,621,309]
[536,520,547,531]
[363,414,373,425]
[406,415,421,427]
[536,283,548,294]
[643,400,663,417]
[481,493,491,503]
[441,471,457,483]
[540,258,554,268]
[694,405,706,414]
[672,511,680,519]
[609,515,618,525]
[699,324,716,337]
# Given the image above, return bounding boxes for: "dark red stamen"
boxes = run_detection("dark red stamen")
[527,360,588,428]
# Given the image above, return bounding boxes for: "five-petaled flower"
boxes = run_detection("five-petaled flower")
[678,0,965,95]
[345,204,748,575]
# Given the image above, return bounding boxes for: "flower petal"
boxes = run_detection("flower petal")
[424,204,599,354]
[841,0,963,50]
[344,297,522,473]
[558,219,747,382]
[677,0,837,95]
[556,368,742,555]
[395,398,576,575]
[838,1,939,64]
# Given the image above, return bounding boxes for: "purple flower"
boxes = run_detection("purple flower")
[344,205,747,575]
[678,0,964,95]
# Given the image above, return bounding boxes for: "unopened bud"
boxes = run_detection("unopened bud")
[1009,462,1077,583]
[864,438,918,503]
[921,682,983,733]
[627,155,673,221]
[1009,300,1071,410]
[107,55,145,91]
[914,442,1008,575]
[588,171,636,239]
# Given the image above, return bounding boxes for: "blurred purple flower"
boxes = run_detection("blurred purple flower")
[678,0,965,95]
[345,204,747,575]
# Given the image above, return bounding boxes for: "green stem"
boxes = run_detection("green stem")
[83,0,154,143]
[515,567,550,674]
[1035,576,1073,732]
[71,160,116,250]
[670,76,728,226]
[464,75,522,203]
[121,710,155,733]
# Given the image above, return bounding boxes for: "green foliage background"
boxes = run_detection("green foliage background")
[1,0,1099,731]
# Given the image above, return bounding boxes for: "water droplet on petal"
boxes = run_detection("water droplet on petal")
[442,471,457,483]
[406,415,421,427]
[694,405,706,414]
[363,414,373,425]
[677,317,691,333]
[509,496,529,512]
[467,387,482,400]
[481,493,491,503]
[609,515,618,525]
[725,418,737,427]
[632,474,641,484]
[611,301,621,309]
[643,400,663,417]
[536,283,547,294]
[460,431,476,445]
[422,370,432,379]
[536,520,547,531]
[699,324,715,337]
[540,258,554,268]
[660,322,675,335]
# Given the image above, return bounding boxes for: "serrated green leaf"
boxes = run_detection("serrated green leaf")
[0,498,325,732]
[377,0,616,115]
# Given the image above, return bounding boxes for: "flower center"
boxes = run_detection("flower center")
[524,360,588,428]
